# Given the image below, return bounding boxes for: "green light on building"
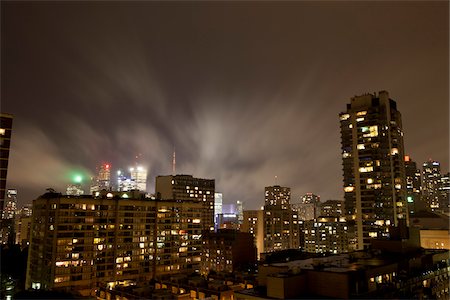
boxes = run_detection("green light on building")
[74,175,83,183]
[407,196,413,203]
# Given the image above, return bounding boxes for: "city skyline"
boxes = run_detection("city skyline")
[2,2,448,209]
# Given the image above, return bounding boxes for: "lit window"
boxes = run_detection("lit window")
[349,124,353,128]
[391,148,399,155]
[357,144,365,150]
[359,166,373,173]
[356,111,367,116]
[367,178,374,184]
[0,128,5,136]
[356,117,364,122]
[340,114,350,121]
[344,186,354,192]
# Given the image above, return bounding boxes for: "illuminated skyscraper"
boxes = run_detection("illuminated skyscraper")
[214,193,223,229]
[236,200,243,224]
[90,163,111,193]
[339,91,408,250]
[130,166,147,192]
[0,113,13,211]
[263,185,299,252]
[422,160,442,211]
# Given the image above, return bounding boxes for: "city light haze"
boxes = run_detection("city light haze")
[2,2,448,208]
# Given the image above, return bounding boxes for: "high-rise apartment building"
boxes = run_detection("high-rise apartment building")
[0,113,13,211]
[422,160,442,211]
[263,185,299,252]
[439,172,449,211]
[26,191,203,295]
[3,189,17,219]
[291,193,321,221]
[155,175,215,231]
[304,216,348,254]
[242,210,264,258]
[339,91,408,249]
[404,155,423,214]
[320,199,344,217]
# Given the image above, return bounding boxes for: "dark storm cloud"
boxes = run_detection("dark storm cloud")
[2,2,448,208]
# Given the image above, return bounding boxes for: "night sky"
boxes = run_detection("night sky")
[2,2,448,209]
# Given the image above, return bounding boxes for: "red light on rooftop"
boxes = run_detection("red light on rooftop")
[105,164,110,169]
[404,155,410,162]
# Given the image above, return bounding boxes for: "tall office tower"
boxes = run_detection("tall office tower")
[130,166,147,192]
[439,172,449,211]
[214,193,223,229]
[304,217,348,254]
[117,170,134,191]
[236,200,244,224]
[66,183,84,196]
[242,210,264,258]
[320,199,344,217]
[422,160,442,211]
[90,163,111,193]
[0,113,13,211]
[26,191,204,294]
[263,185,299,252]
[3,189,17,219]
[339,91,408,250]
[404,155,423,214]
[156,175,215,231]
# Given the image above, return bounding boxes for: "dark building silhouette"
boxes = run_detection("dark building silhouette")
[404,155,423,214]
[201,229,256,274]
[0,113,13,211]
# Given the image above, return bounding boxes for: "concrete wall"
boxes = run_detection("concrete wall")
[267,274,306,299]
[306,271,350,299]
[420,230,450,249]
